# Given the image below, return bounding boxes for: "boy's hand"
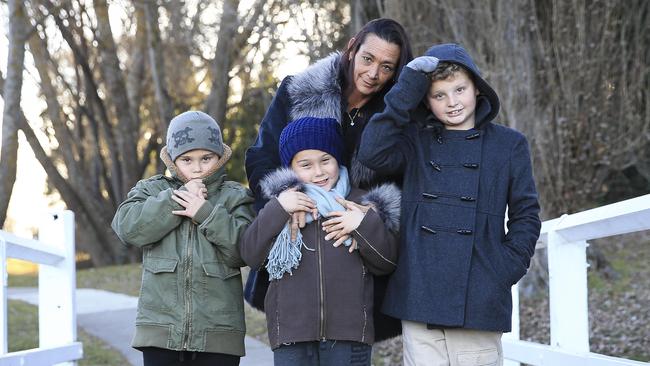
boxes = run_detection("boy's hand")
[277,189,318,241]
[184,179,208,199]
[406,56,439,74]
[288,210,318,241]
[171,190,206,219]
[277,188,318,216]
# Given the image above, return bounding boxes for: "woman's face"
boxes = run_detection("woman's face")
[349,34,400,97]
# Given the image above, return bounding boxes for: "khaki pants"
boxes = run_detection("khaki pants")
[402,320,503,366]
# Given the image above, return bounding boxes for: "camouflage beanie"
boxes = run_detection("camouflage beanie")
[166,111,225,161]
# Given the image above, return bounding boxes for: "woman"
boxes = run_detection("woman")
[244,18,413,342]
[245,18,413,210]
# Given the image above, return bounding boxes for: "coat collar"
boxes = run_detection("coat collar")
[287,52,343,122]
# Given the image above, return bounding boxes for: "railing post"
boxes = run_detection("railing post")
[0,236,7,355]
[547,217,589,353]
[38,211,77,366]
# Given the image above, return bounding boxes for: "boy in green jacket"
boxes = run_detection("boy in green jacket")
[112,111,255,366]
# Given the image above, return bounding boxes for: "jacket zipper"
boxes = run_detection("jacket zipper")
[354,230,396,266]
[182,223,194,349]
[361,265,367,342]
[317,218,326,340]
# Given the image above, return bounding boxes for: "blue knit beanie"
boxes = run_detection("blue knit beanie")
[279,117,344,167]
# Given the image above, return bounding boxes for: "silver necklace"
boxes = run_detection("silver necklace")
[347,108,361,126]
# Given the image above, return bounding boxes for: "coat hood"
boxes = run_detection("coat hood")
[424,43,500,127]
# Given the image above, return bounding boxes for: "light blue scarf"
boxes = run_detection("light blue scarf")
[266,166,352,280]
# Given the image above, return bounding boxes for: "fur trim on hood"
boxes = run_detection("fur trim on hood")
[360,183,401,233]
[260,168,401,232]
[288,53,342,122]
[260,168,305,198]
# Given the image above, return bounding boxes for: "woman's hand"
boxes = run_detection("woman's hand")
[335,197,373,213]
[323,202,366,253]
[171,189,206,219]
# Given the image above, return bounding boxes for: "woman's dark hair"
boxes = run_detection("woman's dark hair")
[340,18,413,95]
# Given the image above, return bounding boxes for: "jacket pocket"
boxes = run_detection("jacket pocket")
[496,241,527,289]
[203,262,241,279]
[141,257,179,311]
[201,261,243,313]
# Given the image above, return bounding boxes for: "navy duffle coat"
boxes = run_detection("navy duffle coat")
[358,44,541,332]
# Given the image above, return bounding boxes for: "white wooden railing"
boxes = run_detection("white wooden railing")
[0,211,82,366]
[504,194,650,366]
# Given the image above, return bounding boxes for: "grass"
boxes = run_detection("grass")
[8,299,130,365]
[7,265,141,366]
[8,263,143,296]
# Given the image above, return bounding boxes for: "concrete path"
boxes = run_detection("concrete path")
[7,288,273,366]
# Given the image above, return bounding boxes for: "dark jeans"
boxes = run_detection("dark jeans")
[140,347,240,366]
[273,340,371,366]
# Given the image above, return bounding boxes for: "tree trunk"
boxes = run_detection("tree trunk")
[144,1,175,138]
[126,5,147,132]
[204,0,239,124]
[0,0,28,228]
[93,0,139,197]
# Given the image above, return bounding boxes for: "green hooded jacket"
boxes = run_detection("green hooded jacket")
[111,147,255,356]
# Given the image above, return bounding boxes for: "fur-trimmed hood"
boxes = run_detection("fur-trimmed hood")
[288,53,342,122]
[260,167,401,232]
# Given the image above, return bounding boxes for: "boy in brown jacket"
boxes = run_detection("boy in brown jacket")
[239,116,400,366]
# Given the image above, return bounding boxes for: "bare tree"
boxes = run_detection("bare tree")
[1,0,357,266]
[349,0,383,35]
[143,1,174,145]
[385,0,650,219]
[288,0,348,62]
[0,0,29,228]
[204,0,240,124]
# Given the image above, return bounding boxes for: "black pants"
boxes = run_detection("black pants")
[141,347,240,366]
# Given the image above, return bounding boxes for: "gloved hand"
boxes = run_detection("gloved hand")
[405,56,439,74]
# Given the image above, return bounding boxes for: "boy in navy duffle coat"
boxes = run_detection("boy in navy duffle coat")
[357,43,541,366]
